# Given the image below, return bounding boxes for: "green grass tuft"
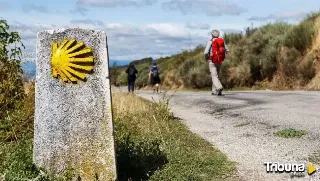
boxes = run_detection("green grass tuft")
[274,128,307,138]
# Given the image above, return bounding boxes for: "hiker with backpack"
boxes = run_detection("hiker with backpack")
[204,29,229,96]
[125,62,138,93]
[149,62,161,93]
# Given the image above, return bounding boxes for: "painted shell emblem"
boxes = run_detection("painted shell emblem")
[51,39,94,83]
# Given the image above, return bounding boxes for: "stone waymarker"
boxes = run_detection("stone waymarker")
[34,28,117,180]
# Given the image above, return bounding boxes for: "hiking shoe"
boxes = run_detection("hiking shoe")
[217,88,223,96]
[211,92,216,96]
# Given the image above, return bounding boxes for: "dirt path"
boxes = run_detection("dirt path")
[134,90,320,181]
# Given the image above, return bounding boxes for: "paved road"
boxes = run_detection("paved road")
[134,90,320,181]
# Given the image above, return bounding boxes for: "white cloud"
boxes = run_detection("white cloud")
[144,23,188,37]
[76,0,157,7]
[248,11,308,21]
[162,0,247,16]
[70,19,105,27]
[70,6,89,16]
[185,22,210,30]
[21,4,49,13]
[9,20,211,62]
[104,23,204,59]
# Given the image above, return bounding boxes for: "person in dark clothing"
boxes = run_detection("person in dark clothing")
[125,62,138,93]
[149,62,161,93]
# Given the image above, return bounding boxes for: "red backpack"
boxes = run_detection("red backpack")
[209,38,225,63]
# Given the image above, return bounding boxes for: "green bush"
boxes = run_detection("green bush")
[244,26,258,37]
[0,20,25,119]
[179,56,212,89]
[135,68,150,88]
[235,62,251,87]
[224,33,243,45]
[243,23,292,83]
[278,47,301,78]
[219,59,234,88]
[178,58,196,76]
[284,20,315,53]
[184,68,211,88]
[260,44,277,80]
[228,38,248,66]
[0,138,48,180]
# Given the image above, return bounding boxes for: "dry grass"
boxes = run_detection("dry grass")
[306,22,320,90]
[112,93,150,114]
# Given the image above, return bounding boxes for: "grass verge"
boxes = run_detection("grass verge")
[274,128,307,138]
[112,93,238,181]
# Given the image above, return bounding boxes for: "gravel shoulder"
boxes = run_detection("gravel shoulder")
[135,90,320,181]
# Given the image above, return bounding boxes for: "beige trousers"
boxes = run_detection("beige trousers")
[208,60,223,92]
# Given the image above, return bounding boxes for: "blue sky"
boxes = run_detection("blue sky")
[1,0,320,62]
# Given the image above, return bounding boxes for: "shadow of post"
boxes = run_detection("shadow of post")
[115,133,168,181]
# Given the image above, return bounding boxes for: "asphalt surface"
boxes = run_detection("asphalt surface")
[133,89,320,181]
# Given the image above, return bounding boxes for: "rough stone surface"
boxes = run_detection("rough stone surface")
[34,28,116,180]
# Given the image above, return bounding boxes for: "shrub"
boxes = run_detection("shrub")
[0,20,25,119]
[260,44,278,80]
[110,62,121,83]
[244,23,292,82]
[284,20,315,53]
[297,53,316,85]
[179,58,196,76]
[272,47,301,88]
[228,38,248,66]
[179,56,212,89]
[0,138,40,180]
[224,33,243,45]
[244,26,258,37]
[219,59,234,88]
[184,67,211,89]
[235,62,251,87]
[277,47,301,78]
[135,68,150,88]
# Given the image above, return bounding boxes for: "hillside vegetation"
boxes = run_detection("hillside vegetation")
[112,12,320,90]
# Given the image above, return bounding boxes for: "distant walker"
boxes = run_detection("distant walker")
[149,62,161,93]
[125,62,138,93]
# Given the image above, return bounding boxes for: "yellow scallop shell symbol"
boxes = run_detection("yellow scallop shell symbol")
[51,39,94,83]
